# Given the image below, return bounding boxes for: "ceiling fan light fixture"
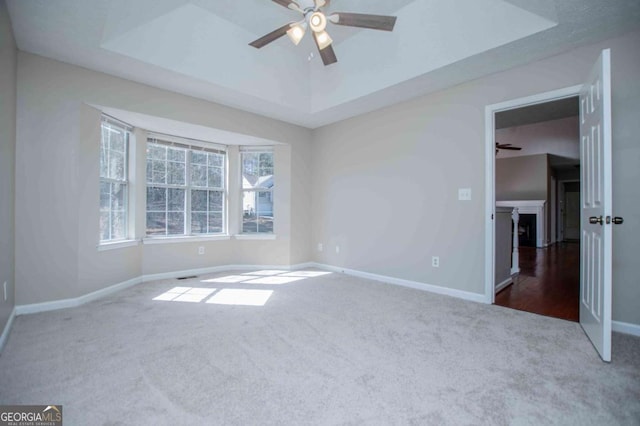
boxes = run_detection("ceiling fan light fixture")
[314,30,332,50]
[309,12,327,32]
[287,22,307,45]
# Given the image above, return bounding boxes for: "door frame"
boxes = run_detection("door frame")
[558,178,580,242]
[484,85,582,303]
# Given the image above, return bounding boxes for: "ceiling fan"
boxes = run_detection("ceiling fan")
[495,143,522,154]
[249,0,398,66]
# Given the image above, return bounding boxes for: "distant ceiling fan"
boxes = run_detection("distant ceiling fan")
[249,0,398,66]
[495,143,522,154]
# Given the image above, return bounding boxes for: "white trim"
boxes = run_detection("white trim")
[98,239,140,251]
[485,103,496,304]
[485,85,582,305]
[141,262,310,282]
[15,277,142,316]
[143,235,231,245]
[495,277,513,294]
[10,260,640,339]
[234,234,277,240]
[0,307,16,354]
[148,132,227,152]
[612,321,640,337]
[14,263,316,316]
[312,263,487,304]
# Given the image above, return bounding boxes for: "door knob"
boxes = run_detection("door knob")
[589,216,604,225]
[612,217,624,225]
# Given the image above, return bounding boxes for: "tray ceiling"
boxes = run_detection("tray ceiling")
[7,0,640,128]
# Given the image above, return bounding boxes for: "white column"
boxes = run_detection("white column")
[511,208,520,275]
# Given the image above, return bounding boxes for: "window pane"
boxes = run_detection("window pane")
[100,182,111,210]
[191,190,207,212]
[110,132,126,153]
[111,183,126,211]
[111,211,127,240]
[168,147,185,162]
[151,159,167,184]
[148,144,166,160]
[168,161,185,185]
[100,145,109,178]
[208,212,223,233]
[167,212,184,234]
[242,153,259,189]
[209,191,223,212]
[109,151,125,180]
[146,212,166,235]
[242,190,273,233]
[208,153,223,167]
[191,164,207,187]
[100,211,110,241]
[191,151,207,165]
[191,212,207,234]
[147,187,166,211]
[208,167,223,188]
[259,153,274,176]
[167,188,185,211]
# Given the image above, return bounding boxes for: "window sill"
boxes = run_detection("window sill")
[98,239,140,251]
[143,235,231,245]
[234,234,277,241]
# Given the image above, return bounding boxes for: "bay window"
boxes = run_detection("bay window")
[240,148,274,233]
[100,116,131,242]
[146,136,226,236]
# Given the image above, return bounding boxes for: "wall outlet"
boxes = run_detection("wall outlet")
[336,246,340,254]
[3,281,6,301]
[458,188,472,201]
[432,256,440,268]
[317,243,323,252]
[198,246,205,255]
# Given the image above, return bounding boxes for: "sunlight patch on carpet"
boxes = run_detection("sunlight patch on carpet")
[153,287,217,303]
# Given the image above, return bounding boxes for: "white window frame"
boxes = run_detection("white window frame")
[99,115,132,243]
[240,146,274,234]
[145,134,227,238]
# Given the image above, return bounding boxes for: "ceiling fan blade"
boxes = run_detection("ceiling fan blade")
[319,44,338,66]
[500,146,522,150]
[329,12,397,31]
[312,33,337,66]
[272,0,302,13]
[249,23,292,49]
[315,0,329,8]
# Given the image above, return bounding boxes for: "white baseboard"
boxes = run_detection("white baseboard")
[311,262,487,304]
[495,278,513,294]
[16,276,143,316]
[13,260,640,339]
[15,262,316,316]
[141,262,314,282]
[613,320,640,337]
[0,307,16,354]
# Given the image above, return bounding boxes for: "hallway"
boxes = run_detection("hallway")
[495,242,580,322]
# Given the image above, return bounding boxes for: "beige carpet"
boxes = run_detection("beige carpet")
[1,269,639,425]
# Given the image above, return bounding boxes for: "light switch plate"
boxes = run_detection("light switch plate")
[458,188,472,201]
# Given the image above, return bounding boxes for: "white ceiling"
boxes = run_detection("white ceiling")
[7,0,640,128]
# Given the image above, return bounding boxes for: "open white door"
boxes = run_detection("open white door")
[579,49,613,362]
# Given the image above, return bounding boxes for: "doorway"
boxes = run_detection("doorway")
[484,88,581,321]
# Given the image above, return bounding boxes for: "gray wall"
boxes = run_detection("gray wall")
[15,53,312,305]
[496,154,549,201]
[0,0,16,335]
[311,30,640,326]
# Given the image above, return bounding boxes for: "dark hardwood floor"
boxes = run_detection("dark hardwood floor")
[495,242,580,322]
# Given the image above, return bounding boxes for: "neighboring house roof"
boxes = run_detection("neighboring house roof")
[242,174,273,189]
